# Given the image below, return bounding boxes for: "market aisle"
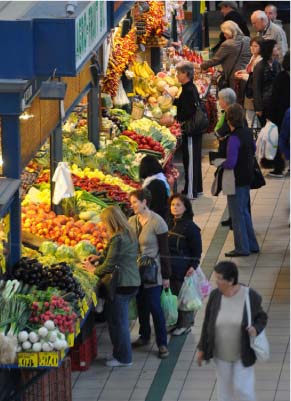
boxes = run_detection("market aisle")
[72,156,290,401]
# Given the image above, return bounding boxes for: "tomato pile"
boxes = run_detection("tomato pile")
[122,130,165,156]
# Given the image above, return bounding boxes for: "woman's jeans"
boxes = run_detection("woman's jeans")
[105,290,137,364]
[136,285,167,347]
[227,186,259,255]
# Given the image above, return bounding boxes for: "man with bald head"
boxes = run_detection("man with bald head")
[251,10,288,61]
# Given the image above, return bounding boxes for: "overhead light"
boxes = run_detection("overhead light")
[19,112,34,120]
[66,1,77,16]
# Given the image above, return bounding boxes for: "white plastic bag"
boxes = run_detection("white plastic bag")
[178,276,202,312]
[193,266,212,299]
[256,121,278,161]
[113,80,129,107]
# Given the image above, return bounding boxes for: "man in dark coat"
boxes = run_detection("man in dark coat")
[212,1,250,53]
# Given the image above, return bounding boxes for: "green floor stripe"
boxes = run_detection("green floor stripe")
[145,335,188,401]
[144,209,230,401]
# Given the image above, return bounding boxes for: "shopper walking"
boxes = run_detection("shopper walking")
[200,21,251,99]
[172,61,203,199]
[234,37,264,128]
[129,189,171,359]
[83,206,141,367]
[251,10,287,62]
[167,194,202,335]
[212,1,250,53]
[222,104,259,257]
[197,261,268,401]
[252,39,281,127]
[264,4,282,27]
[139,155,170,221]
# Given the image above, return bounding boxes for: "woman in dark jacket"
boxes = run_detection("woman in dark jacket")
[83,206,141,367]
[197,261,268,401]
[168,194,202,335]
[139,155,170,221]
[172,60,202,199]
[252,39,281,127]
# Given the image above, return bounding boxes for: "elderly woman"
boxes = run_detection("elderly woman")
[197,261,268,401]
[200,21,251,93]
[171,61,202,199]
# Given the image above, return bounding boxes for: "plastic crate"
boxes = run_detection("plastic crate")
[21,357,72,401]
[70,327,97,371]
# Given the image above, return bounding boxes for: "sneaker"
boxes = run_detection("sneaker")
[172,327,191,336]
[268,171,284,178]
[106,353,114,361]
[158,345,169,359]
[106,358,132,367]
[131,337,150,348]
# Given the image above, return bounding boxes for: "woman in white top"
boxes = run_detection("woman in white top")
[235,37,264,128]
[197,261,268,401]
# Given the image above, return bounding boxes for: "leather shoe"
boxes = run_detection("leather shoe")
[221,218,232,227]
[131,337,149,348]
[225,250,250,257]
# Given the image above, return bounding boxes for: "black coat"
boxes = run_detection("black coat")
[270,70,290,127]
[146,179,169,221]
[253,60,281,118]
[167,216,202,281]
[174,81,200,123]
[197,287,268,367]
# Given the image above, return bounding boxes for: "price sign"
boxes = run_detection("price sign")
[75,319,81,336]
[92,292,97,307]
[82,298,89,314]
[67,333,74,347]
[18,353,38,367]
[39,352,59,367]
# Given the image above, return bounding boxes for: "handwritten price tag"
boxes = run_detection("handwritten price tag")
[18,353,38,368]
[82,298,89,314]
[67,333,74,347]
[39,352,59,367]
[75,319,81,336]
[92,292,97,307]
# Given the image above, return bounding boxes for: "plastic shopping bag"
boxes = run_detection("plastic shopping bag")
[194,266,212,299]
[160,289,178,326]
[178,276,203,312]
[128,298,138,321]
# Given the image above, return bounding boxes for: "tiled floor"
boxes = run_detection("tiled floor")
[72,156,290,401]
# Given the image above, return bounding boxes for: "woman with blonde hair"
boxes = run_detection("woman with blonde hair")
[83,205,141,367]
[199,21,251,94]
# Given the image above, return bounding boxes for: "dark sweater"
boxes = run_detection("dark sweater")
[270,70,290,127]
[174,80,199,123]
[168,216,202,281]
[146,179,169,221]
[197,287,268,367]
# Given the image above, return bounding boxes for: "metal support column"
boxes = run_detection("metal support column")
[50,122,63,215]
[1,115,21,269]
[88,86,99,149]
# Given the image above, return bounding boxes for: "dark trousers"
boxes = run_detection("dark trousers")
[181,134,203,198]
[272,148,285,174]
[136,285,167,347]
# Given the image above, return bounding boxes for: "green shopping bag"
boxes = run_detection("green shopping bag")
[160,288,178,326]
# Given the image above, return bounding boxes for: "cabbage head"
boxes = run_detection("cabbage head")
[39,241,58,256]
[74,240,96,260]
[55,245,75,260]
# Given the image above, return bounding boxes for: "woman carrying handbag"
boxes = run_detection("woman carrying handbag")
[83,206,141,367]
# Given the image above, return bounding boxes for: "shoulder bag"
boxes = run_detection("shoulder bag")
[183,99,209,137]
[135,218,158,285]
[98,237,121,301]
[217,42,243,91]
[251,157,266,190]
[245,287,270,362]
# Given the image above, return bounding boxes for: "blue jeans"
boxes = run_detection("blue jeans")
[136,285,167,347]
[227,185,259,254]
[105,291,137,364]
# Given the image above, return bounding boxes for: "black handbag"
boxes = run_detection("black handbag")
[251,157,266,190]
[135,218,158,285]
[99,265,120,301]
[137,255,158,285]
[183,100,209,137]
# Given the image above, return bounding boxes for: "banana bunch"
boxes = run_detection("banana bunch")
[131,61,156,97]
